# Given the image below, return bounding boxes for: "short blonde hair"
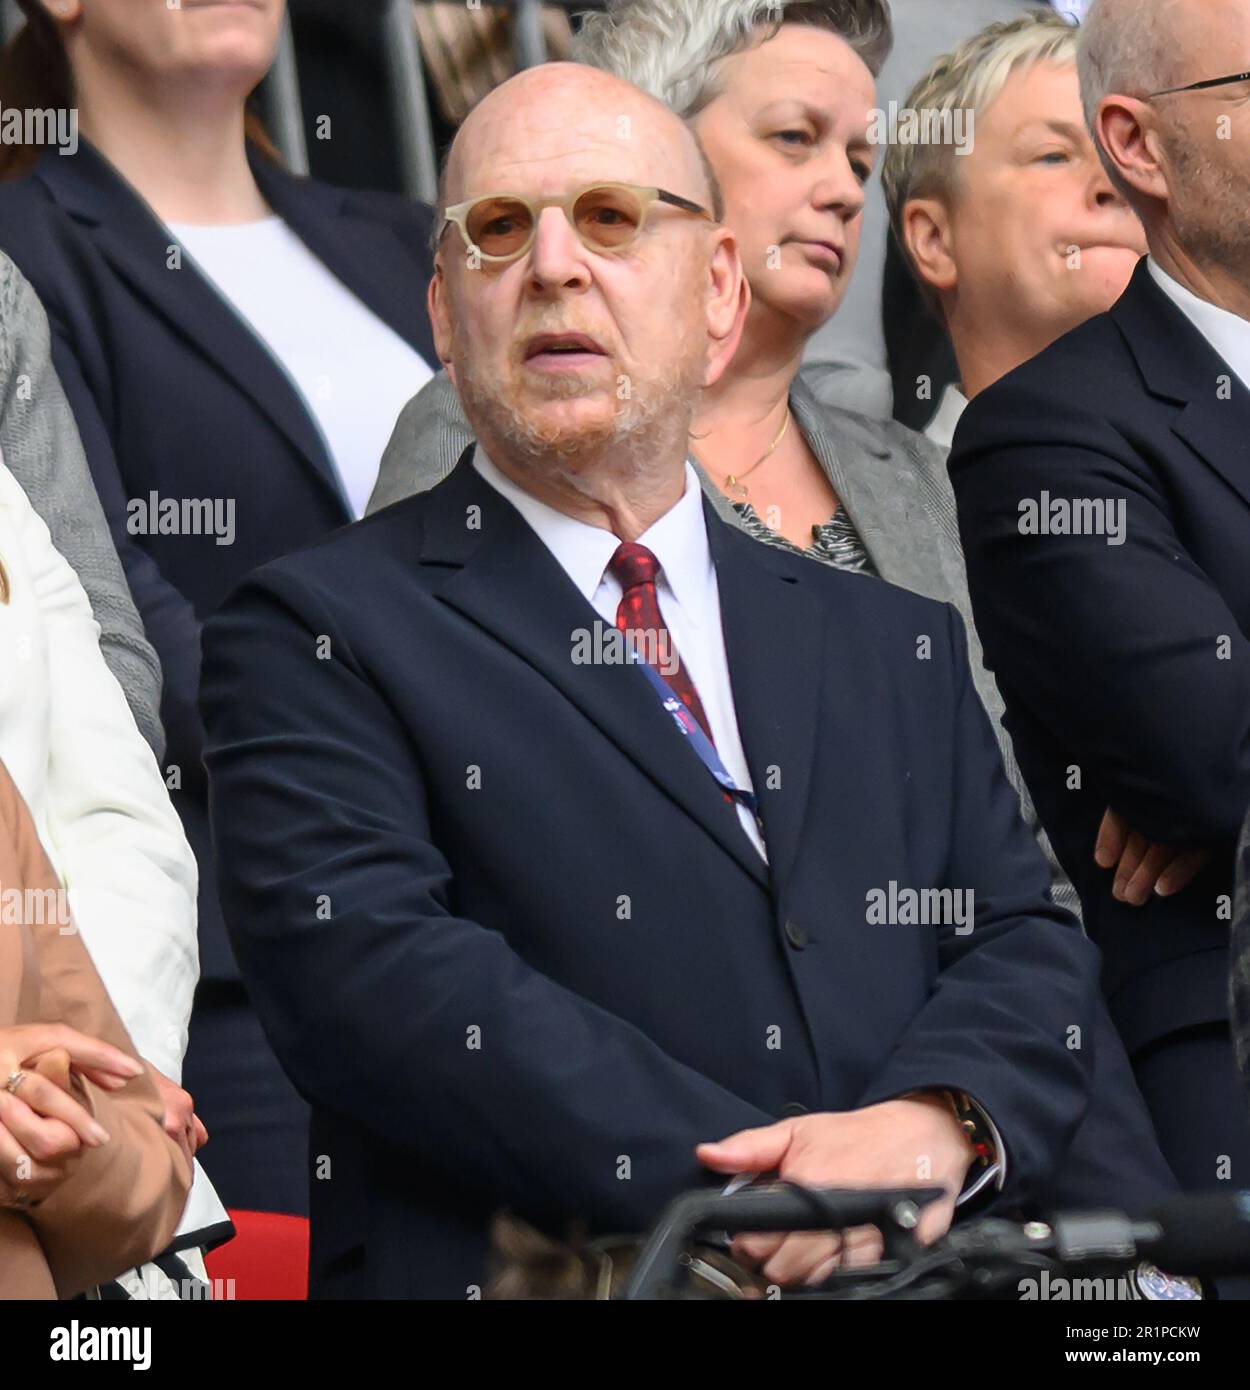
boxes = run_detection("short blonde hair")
[882,10,1079,276]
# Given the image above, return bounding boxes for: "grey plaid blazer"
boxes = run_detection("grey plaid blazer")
[368,366,1077,915]
[0,253,163,757]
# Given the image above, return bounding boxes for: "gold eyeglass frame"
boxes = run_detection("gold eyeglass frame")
[439,182,716,264]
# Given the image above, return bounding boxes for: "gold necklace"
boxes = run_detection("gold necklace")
[696,408,790,500]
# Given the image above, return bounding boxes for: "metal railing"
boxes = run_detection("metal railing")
[387,0,607,204]
[385,0,440,205]
[512,0,548,71]
[0,0,22,44]
[0,1,605,207]
[259,10,310,176]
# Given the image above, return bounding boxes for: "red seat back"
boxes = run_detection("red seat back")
[203,1209,309,1300]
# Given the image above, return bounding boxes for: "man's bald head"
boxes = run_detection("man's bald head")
[1080,0,1250,278]
[424,59,745,512]
[1078,0,1191,138]
[436,62,721,236]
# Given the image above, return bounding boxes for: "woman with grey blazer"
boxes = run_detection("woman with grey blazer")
[368,0,1183,1221]
[0,251,162,755]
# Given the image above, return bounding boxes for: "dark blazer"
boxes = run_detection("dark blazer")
[950,258,1250,1059]
[1233,804,1250,1099]
[0,141,437,981]
[201,454,1103,1298]
[373,372,1179,1219]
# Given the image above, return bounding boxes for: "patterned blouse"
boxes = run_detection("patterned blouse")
[730,498,878,577]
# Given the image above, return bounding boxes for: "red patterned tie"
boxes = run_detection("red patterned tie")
[609,541,715,746]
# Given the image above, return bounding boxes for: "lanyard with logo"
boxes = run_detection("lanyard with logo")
[635,659,759,818]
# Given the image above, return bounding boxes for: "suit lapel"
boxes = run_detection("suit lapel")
[36,142,438,516]
[255,159,437,366]
[422,459,770,889]
[706,513,823,896]
[1170,396,1250,512]
[37,143,351,513]
[1114,257,1250,511]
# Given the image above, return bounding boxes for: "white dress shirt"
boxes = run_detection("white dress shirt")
[167,216,434,519]
[924,383,970,451]
[1148,257,1250,395]
[472,447,766,860]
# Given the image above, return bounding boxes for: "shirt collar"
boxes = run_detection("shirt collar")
[472,446,712,621]
[924,382,969,451]
[1148,256,1250,389]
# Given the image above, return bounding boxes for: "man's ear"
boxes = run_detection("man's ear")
[902,197,957,298]
[703,227,749,389]
[428,264,457,386]
[1097,95,1168,206]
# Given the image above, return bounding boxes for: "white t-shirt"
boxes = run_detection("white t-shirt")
[167,215,434,518]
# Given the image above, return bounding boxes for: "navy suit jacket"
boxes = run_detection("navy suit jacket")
[950,258,1250,1057]
[0,140,437,982]
[201,455,1103,1298]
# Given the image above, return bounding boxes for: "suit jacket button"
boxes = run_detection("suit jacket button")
[784,919,808,950]
[781,1102,808,1118]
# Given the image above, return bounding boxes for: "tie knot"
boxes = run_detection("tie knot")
[609,541,660,592]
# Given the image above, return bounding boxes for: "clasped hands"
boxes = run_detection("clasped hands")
[0,1023,206,1211]
[697,1092,975,1288]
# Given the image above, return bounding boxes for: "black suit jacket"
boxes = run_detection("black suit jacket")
[200,455,1103,1298]
[0,141,437,981]
[950,258,1250,1057]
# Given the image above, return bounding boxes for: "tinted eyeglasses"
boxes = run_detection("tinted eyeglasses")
[1148,69,1250,98]
[439,182,715,264]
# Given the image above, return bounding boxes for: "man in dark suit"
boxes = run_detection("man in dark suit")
[949,0,1250,1193]
[202,61,1104,1298]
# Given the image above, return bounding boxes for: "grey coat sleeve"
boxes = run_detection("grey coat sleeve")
[885,420,1084,922]
[0,255,165,758]
[367,369,476,514]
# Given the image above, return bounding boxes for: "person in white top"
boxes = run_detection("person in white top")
[165,216,432,520]
[0,453,228,1285]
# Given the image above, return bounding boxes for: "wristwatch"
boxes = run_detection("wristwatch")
[936,1088,997,1168]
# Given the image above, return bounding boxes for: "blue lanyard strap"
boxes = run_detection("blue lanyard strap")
[636,660,759,816]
